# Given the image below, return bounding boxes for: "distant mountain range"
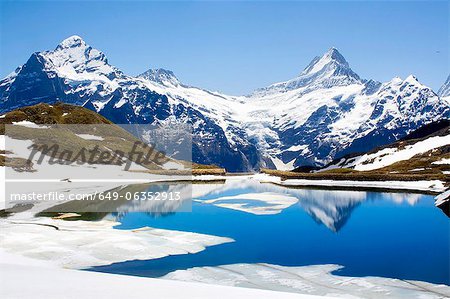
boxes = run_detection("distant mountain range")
[1,35,449,171]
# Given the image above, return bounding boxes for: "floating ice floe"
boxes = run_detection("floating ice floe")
[198,192,299,215]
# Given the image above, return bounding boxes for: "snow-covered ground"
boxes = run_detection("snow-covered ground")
[0,261,327,299]
[278,179,446,193]
[320,134,450,172]
[4,136,160,180]
[164,263,450,299]
[432,158,450,165]
[250,173,447,193]
[12,120,50,129]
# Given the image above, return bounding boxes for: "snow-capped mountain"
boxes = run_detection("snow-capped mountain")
[0,36,449,171]
[0,36,260,171]
[139,68,180,86]
[244,50,448,169]
[252,47,363,96]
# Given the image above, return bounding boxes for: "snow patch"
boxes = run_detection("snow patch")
[432,158,450,165]
[280,179,446,193]
[336,135,450,171]
[1,263,321,299]
[12,121,49,129]
[75,133,104,141]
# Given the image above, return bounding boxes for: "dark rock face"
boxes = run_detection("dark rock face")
[1,54,64,111]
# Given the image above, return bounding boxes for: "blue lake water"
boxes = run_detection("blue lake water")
[89,180,450,285]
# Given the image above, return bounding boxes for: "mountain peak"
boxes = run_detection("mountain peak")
[301,47,349,76]
[49,35,110,69]
[388,75,422,87]
[56,35,87,50]
[139,68,180,86]
[19,34,116,82]
[405,74,418,83]
[252,47,362,96]
[325,47,347,63]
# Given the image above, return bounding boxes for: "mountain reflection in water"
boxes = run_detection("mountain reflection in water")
[86,179,449,285]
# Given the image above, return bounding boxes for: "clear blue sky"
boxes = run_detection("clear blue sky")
[0,1,448,95]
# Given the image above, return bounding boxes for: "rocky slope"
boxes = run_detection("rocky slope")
[0,102,196,173]
[318,120,450,176]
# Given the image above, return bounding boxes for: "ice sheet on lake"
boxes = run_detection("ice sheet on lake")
[0,217,233,269]
[164,263,450,299]
[199,192,298,215]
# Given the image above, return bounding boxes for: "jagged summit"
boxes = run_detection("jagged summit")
[301,47,349,76]
[139,68,180,86]
[299,47,360,82]
[252,47,362,96]
[405,75,419,83]
[56,35,87,50]
[49,35,110,68]
[382,75,427,92]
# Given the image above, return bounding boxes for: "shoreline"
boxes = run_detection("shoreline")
[260,168,449,185]
[2,172,447,215]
